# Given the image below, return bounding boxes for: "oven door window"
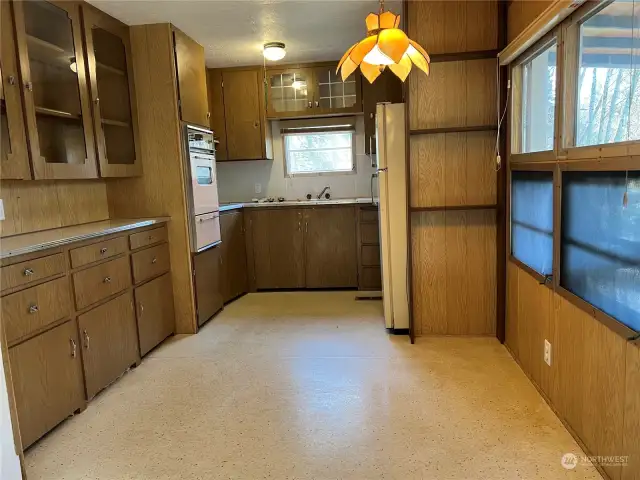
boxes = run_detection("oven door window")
[195,166,213,185]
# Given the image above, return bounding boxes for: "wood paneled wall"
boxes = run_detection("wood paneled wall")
[507,0,554,44]
[0,180,109,237]
[507,261,639,480]
[407,0,499,336]
[105,24,196,335]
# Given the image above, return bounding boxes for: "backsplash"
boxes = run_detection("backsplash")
[216,117,377,203]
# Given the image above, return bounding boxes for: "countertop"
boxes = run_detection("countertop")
[219,198,377,212]
[0,217,170,260]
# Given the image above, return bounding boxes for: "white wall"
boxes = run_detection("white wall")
[0,354,21,480]
[216,116,377,203]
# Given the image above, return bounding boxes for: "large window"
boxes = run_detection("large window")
[511,171,555,275]
[521,42,558,153]
[283,129,355,176]
[561,171,640,332]
[575,0,640,146]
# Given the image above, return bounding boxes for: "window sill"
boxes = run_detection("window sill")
[510,151,556,163]
[560,140,640,162]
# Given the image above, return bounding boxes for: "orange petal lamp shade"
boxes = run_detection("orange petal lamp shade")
[337,1,430,83]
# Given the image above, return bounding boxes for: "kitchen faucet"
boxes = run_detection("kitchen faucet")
[317,186,330,199]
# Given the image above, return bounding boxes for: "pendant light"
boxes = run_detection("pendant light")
[337,0,430,83]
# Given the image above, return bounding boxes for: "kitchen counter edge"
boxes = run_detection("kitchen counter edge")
[219,199,378,212]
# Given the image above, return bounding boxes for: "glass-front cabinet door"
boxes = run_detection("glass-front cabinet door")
[266,68,313,118]
[1,1,31,179]
[13,0,97,179]
[312,65,362,115]
[82,5,141,177]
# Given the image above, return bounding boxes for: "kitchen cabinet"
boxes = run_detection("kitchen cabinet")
[220,211,248,303]
[77,291,140,399]
[250,208,305,289]
[82,4,142,177]
[13,0,98,179]
[193,245,224,327]
[357,206,382,290]
[9,319,85,448]
[362,70,403,155]
[266,63,362,119]
[173,28,209,128]
[1,0,31,180]
[134,273,175,357]
[207,67,271,161]
[304,206,358,288]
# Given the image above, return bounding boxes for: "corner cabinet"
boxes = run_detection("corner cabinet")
[81,4,142,177]
[266,63,362,119]
[173,28,210,128]
[13,0,98,179]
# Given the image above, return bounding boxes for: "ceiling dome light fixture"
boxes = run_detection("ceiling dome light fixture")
[263,42,286,61]
[337,0,430,84]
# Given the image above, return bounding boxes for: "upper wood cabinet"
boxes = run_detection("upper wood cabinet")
[173,28,209,128]
[266,63,362,119]
[1,1,31,180]
[81,4,142,177]
[13,0,98,179]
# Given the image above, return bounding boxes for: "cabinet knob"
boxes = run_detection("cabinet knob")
[100,247,108,254]
[25,81,33,92]
[308,101,312,108]
[8,75,16,86]
[315,101,319,108]
[70,339,77,358]
[152,257,157,264]
[83,329,90,349]
[94,97,100,104]
[28,304,39,314]
[207,112,211,119]
[23,268,34,276]
[103,276,112,283]
[254,121,259,128]
[139,303,144,315]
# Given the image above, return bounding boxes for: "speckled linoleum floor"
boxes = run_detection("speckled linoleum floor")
[26,292,601,480]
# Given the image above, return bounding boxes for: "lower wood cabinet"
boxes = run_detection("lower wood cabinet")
[78,291,140,399]
[9,319,85,448]
[193,245,224,327]
[357,206,382,291]
[134,273,175,357]
[220,211,248,303]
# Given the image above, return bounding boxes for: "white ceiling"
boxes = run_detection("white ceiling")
[87,0,402,68]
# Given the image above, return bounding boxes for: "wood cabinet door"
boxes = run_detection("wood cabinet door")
[173,29,209,127]
[193,245,224,327]
[266,68,314,119]
[9,319,85,448]
[81,4,142,177]
[13,0,98,179]
[312,65,362,116]
[77,292,140,399]
[220,211,248,303]
[221,68,266,160]
[251,209,305,289]
[134,273,175,357]
[206,69,227,160]
[304,206,358,288]
[0,1,31,180]
[362,69,403,154]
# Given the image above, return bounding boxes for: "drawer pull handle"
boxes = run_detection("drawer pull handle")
[28,304,39,314]
[139,303,144,315]
[103,276,112,283]
[83,329,90,349]
[152,257,157,264]
[148,235,153,241]
[70,339,77,358]
[23,268,34,276]
[100,247,108,254]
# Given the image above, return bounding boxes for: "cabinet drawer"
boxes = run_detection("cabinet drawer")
[2,277,72,346]
[359,208,379,223]
[361,245,381,267]
[360,266,382,290]
[70,236,128,269]
[1,253,65,292]
[129,227,168,250]
[131,243,170,284]
[72,257,131,310]
[360,223,380,245]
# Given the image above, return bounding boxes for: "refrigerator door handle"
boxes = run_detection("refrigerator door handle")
[376,167,388,173]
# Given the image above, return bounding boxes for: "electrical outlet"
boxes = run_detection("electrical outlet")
[0,199,5,221]
[544,339,552,366]
[254,183,262,194]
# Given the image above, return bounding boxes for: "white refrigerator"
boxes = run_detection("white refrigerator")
[375,103,410,331]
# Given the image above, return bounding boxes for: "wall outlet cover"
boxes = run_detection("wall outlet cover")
[0,199,5,221]
[254,183,262,194]
[544,339,552,366]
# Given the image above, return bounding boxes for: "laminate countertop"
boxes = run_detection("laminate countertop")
[0,218,170,260]
[219,198,377,212]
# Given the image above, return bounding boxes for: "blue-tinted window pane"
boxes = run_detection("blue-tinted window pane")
[561,171,640,333]
[511,171,554,275]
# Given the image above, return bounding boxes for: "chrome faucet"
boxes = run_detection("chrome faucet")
[317,186,330,200]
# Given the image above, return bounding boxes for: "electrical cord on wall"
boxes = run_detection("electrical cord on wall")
[495,60,511,172]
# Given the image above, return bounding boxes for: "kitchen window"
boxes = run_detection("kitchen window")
[282,122,355,176]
